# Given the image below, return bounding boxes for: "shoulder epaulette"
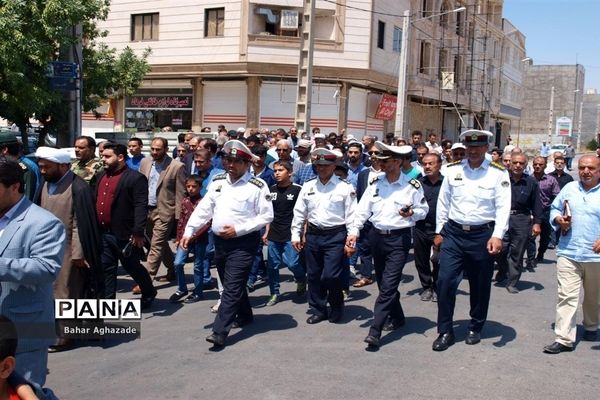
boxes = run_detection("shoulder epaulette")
[340,178,351,184]
[447,160,462,167]
[369,176,380,185]
[409,179,421,189]
[305,176,317,182]
[249,177,264,188]
[213,173,227,181]
[490,162,506,171]
[18,161,27,170]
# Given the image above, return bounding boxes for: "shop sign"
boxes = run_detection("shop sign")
[127,96,192,109]
[556,117,572,136]
[374,94,397,120]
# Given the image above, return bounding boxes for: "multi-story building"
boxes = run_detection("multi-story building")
[520,62,585,149]
[581,89,600,147]
[98,0,416,138]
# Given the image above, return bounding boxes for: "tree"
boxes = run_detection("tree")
[0,0,150,151]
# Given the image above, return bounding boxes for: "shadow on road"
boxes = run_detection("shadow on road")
[221,313,299,347]
[452,319,517,347]
[518,280,545,291]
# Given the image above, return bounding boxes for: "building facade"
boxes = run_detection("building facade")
[520,62,585,150]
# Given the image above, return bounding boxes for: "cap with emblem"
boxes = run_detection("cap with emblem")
[222,140,258,162]
[451,143,466,150]
[295,139,312,149]
[460,129,493,147]
[34,146,72,164]
[314,133,326,140]
[311,148,338,165]
[0,131,18,145]
[236,127,246,134]
[373,141,411,160]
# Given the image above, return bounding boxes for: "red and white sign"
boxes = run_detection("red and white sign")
[374,94,397,120]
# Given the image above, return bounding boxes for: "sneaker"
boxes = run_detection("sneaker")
[296,281,307,296]
[431,291,438,302]
[246,281,255,292]
[420,288,433,301]
[255,275,266,284]
[342,290,350,301]
[349,265,358,279]
[210,300,221,313]
[169,290,188,303]
[267,294,279,306]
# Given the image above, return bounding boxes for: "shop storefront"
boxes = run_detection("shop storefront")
[124,91,193,132]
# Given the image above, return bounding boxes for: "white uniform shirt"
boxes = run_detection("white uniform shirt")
[184,171,273,238]
[291,175,356,242]
[351,175,428,236]
[435,159,511,239]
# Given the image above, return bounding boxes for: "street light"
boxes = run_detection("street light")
[394,7,466,136]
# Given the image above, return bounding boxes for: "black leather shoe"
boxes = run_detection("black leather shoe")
[382,318,406,332]
[169,290,188,303]
[184,293,202,304]
[582,330,597,341]
[543,341,573,354]
[231,317,253,329]
[432,333,455,351]
[506,286,519,294]
[364,335,380,348]
[206,333,226,347]
[465,330,481,345]
[306,314,327,324]
[140,296,155,310]
[328,308,343,323]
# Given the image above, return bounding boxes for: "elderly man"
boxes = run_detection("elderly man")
[0,157,65,386]
[543,155,600,353]
[36,147,103,352]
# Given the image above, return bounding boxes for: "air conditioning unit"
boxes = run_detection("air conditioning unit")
[281,10,299,30]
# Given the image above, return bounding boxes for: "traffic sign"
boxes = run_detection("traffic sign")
[49,62,78,78]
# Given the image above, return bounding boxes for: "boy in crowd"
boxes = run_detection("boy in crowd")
[169,176,210,304]
[264,161,306,306]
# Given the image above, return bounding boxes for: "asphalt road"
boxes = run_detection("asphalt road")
[46,243,600,400]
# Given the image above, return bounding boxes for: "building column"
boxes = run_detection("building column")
[192,77,204,132]
[337,81,351,133]
[247,76,260,128]
[113,98,125,131]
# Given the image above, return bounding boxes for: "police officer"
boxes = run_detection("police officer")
[291,148,357,324]
[433,129,510,351]
[182,140,274,347]
[348,143,428,348]
[494,153,543,293]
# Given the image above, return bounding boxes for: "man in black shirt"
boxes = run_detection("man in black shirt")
[494,153,543,293]
[415,153,444,301]
[548,155,573,248]
[264,161,306,306]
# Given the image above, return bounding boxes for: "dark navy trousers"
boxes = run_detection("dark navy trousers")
[437,221,494,334]
[304,229,346,317]
[368,228,411,337]
[212,231,260,336]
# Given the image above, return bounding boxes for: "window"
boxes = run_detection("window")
[377,21,385,49]
[254,7,301,37]
[454,55,462,88]
[205,7,225,37]
[393,26,402,53]
[439,1,449,28]
[419,41,431,74]
[422,0,431,17]
[438,49,448,78]
[131,13,159,41]
[455,10,464,36]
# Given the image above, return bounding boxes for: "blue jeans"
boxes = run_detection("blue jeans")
[174,241,207,295]
[267,240,306,295]
[201,230,215,284]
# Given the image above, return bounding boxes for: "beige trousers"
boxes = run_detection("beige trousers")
[554,256,600,346]
[145,208,175,276]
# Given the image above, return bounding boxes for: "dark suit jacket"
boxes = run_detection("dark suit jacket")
[183,152,195,178]
[95,167,149,241]
[356,168,371,202]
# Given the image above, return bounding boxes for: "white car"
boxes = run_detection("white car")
[549,144,567,156]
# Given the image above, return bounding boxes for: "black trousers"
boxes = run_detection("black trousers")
[358,222,374,279]
[212,232,260,336]
[413,225,439,290]
[368,228,411,337]
[437,221,494,334]
[496,214,531,287]
[101,232,156,299]
[527,209,552,262]
[304,229,346,317]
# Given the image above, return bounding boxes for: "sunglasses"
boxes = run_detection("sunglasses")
[368,151,380,155]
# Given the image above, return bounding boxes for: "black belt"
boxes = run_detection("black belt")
[448,219,494,232]
[373,227,411,236]
[510,210,530,215]
[307,223,346,235]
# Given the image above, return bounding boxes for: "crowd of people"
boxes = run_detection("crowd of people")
[0,126,599,397]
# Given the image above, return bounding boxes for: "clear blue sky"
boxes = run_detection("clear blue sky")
[503,0,600,91]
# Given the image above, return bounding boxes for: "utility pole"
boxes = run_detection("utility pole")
[576,99,583,151]
[394,10,410,137]
[547,86,554,145]
[294,0,316,133]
